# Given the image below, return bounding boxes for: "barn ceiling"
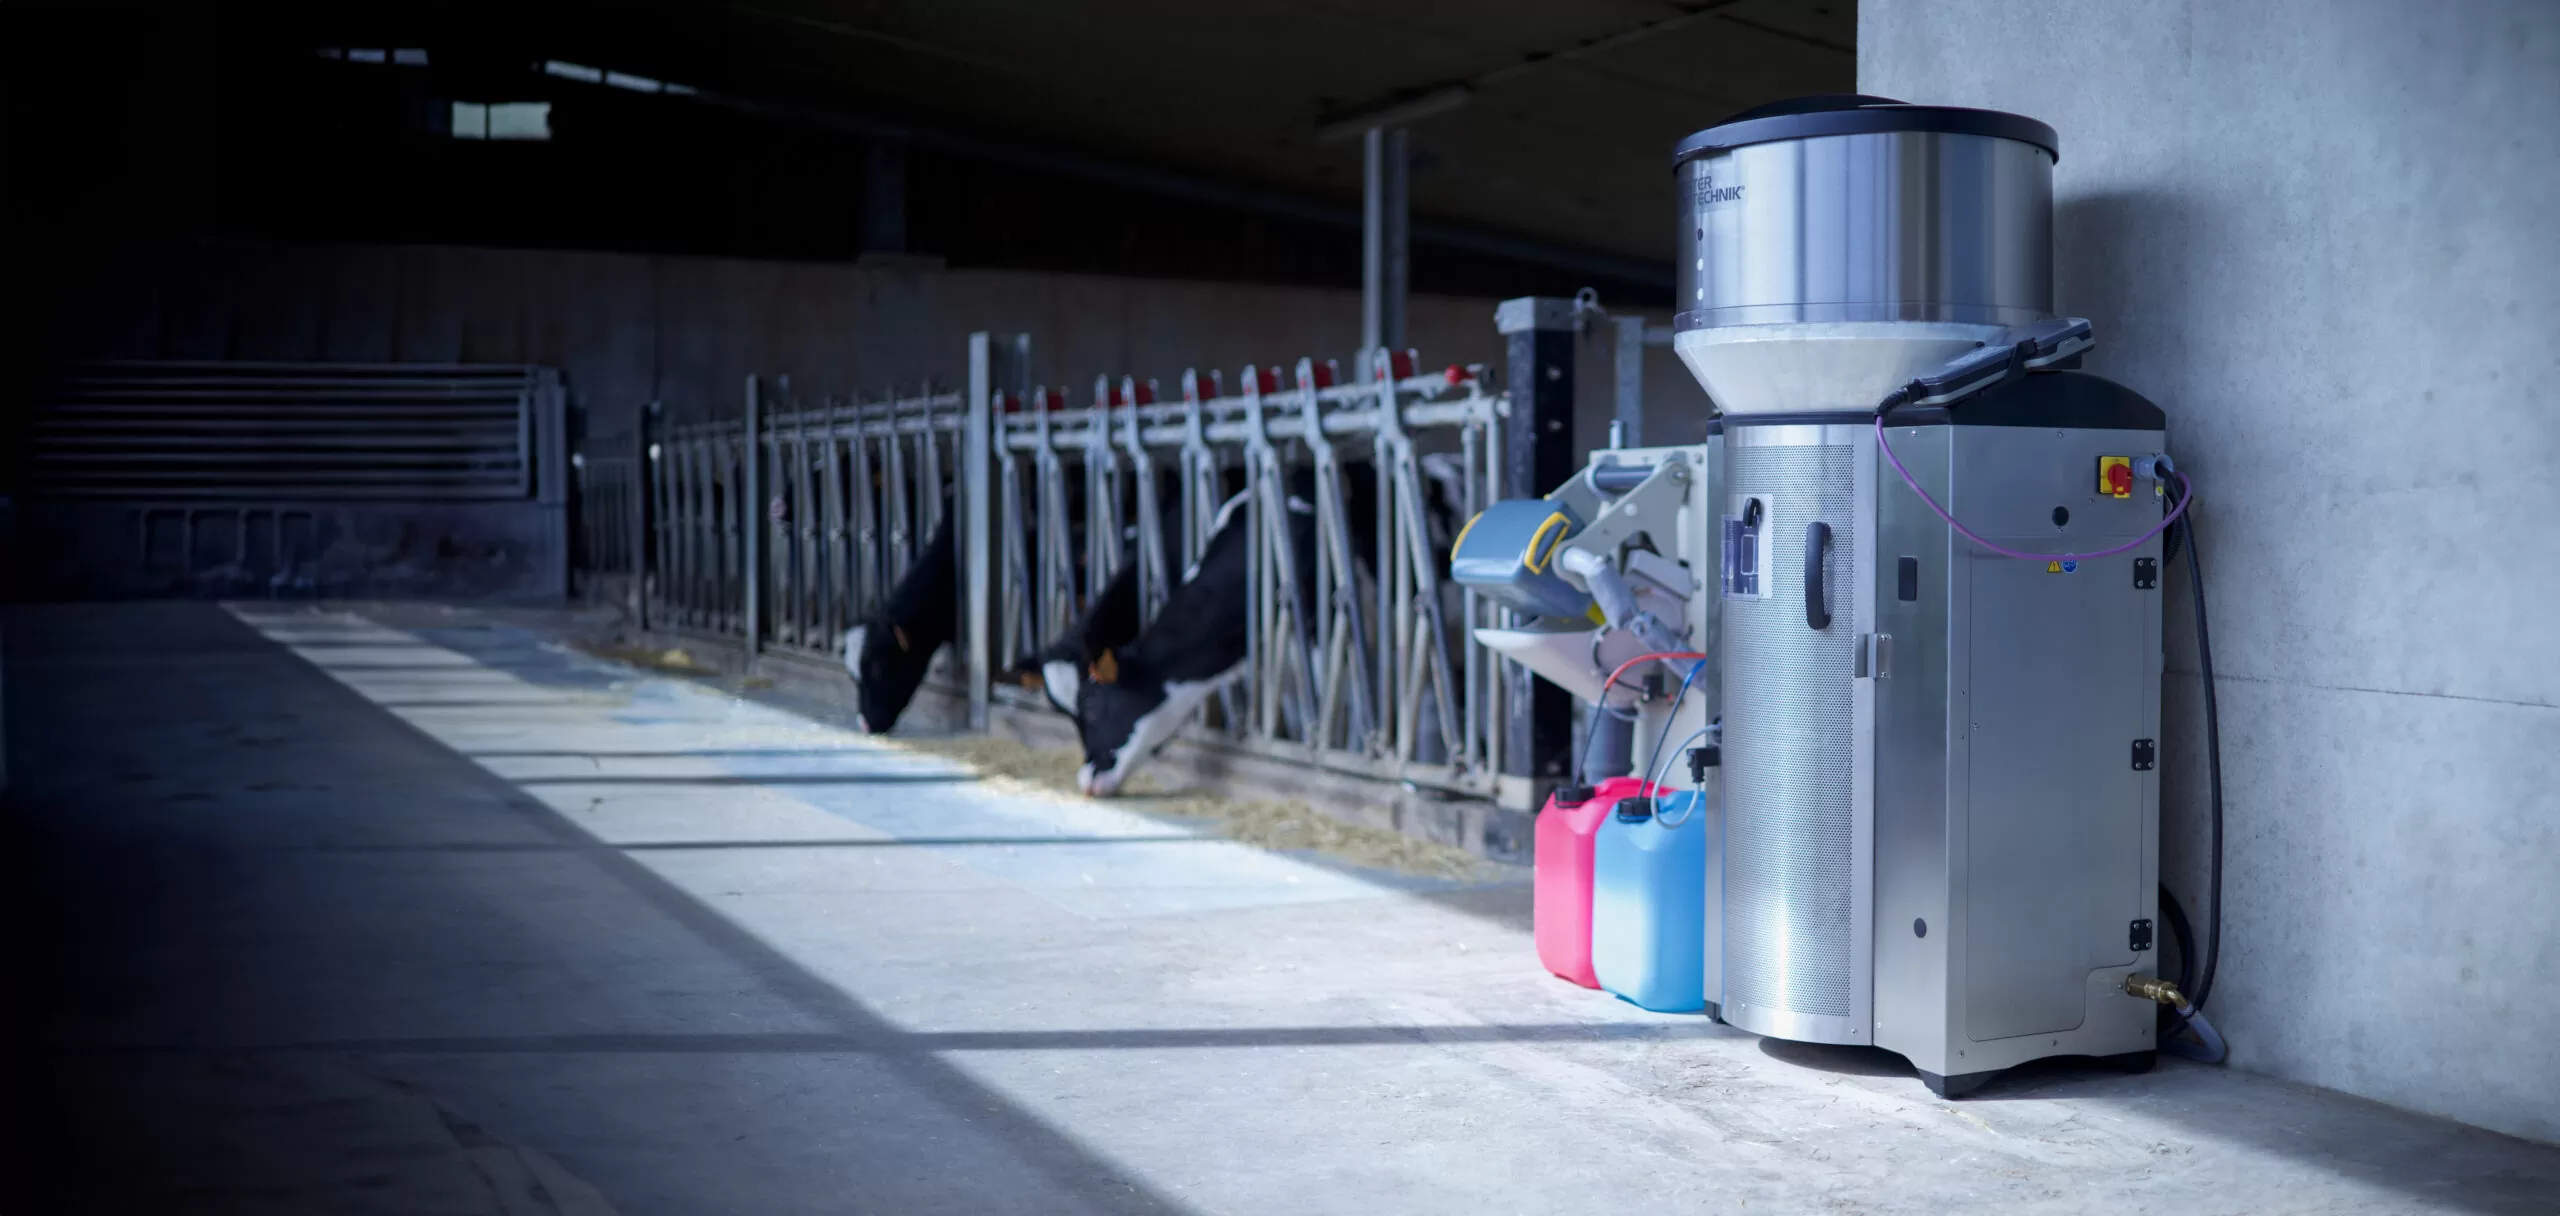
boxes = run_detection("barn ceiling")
[410,0,1855,267]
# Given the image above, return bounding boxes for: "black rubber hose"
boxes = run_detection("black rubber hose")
[1574,703,1637,789]
[2159,883,2196,995]
[2182,508,2226,1014]
[2158,883,2197,1030]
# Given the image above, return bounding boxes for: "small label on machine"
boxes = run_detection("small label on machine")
[1724,494,1773,599]
[1723,516,1757,597]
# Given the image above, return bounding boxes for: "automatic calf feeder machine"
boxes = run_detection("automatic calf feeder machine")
[1455,96,2202,1096]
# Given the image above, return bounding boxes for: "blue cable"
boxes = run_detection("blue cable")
[1645,726,1716,827]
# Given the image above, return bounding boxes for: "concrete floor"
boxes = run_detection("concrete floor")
[8,602,2554,1215]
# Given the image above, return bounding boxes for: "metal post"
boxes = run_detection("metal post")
[535,369,571,600]
[1612,314,1645,449]
[742,374,762,666]
[1495,296,1578,808]
[633,402,655,628]
[862,139,908,255]
[965,333,996,732]
[1361,126,1409,355]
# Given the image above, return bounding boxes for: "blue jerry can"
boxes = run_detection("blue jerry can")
[1591,790,1709,1013]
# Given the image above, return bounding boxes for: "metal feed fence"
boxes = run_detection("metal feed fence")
[574,320,1595,810]
[636,376,965,658]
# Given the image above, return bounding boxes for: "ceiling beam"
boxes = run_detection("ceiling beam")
[1314,85,1471,144]
[1312,0,1751,137]
[553,70,1672,290]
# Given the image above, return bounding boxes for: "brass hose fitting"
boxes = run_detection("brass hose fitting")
[2125,974,2186,1006]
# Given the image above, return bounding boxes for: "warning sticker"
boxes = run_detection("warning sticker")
[2047,560,2079,574]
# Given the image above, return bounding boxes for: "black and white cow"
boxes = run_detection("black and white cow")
[844,466,1169,732]
[1072,487,1282,796]
[1069,457,1467,796]
[840,503,958,734]
[1017,468,1246,716]
[1022,559,1144,715]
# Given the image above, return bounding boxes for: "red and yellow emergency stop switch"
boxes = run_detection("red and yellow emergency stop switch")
[2098,456,2134,499]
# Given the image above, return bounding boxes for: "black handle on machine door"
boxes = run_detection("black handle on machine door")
[1804,520,1832,630]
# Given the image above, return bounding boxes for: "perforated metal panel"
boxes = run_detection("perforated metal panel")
[32,361,546,500]
[18,361,568,600]
[1722,441,1858,1019]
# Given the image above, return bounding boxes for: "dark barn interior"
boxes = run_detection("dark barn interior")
[4,2,2556,1213]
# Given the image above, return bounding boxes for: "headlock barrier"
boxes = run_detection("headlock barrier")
[576,300,1614,813]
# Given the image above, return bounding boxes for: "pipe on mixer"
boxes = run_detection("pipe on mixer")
[1560,548,1685,655]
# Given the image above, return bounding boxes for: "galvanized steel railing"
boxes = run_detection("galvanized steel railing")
[586,332,1519,801]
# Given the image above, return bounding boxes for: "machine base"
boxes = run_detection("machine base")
[1917,1068,1998,1099]
[1918,1050,2156,1099]
[1704,1002,1722,1024]
[2104,1048,2159,1075]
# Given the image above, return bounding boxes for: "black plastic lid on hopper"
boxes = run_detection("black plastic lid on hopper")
[1672,94,2059,167]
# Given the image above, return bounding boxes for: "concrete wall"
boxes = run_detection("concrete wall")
[1864,0,2560,1143]
[53,241,1483,437]
[54,239,1709,458]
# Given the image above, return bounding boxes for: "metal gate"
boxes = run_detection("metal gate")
[596,332,1536,801]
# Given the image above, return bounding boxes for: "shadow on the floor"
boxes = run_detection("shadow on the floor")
[1753,1022,2190,1102]
[1744,1030,2554,1212]
[505,772,976,787]
[91,1021,1741,1057]
[1408,881,1535,933]
[289,661,613,673]
[371,699,630,710]
[109,604,2560,1216]
[303,834,1212,854]
[466,749,894,760]
[5,602,1191,1215]
[1754,1038,1915,1079]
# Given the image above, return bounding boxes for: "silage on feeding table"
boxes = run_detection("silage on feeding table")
[888,732,1493,882]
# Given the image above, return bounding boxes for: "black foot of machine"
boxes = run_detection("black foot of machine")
[1456,96,2207,1095]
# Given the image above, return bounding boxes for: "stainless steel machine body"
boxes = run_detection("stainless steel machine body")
[1457,98,2173,1093]
[1716,375,2168,1092]
[1669,98,2170,1094]
[1674,110,2057,331]
[1670,97,2061,416]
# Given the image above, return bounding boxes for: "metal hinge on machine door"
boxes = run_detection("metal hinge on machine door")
[1852,633,1893,679]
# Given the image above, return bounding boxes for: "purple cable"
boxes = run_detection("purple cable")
[1873,413,2193,563]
